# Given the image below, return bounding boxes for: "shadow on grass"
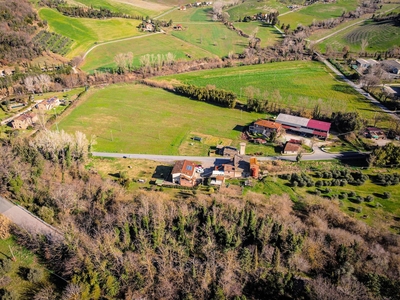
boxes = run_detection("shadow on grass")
[152,165,172,180]
[332,84,360,95]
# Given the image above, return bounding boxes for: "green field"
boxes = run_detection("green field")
[55,84,264,154]
[318,19,400,53]
[81,34,215,72]
[156,61,385,124]
[171,23,248,57]
[39,8,143,58]
[68,0,161,17]
[226,0,289,21]
[162,7,213,22]
[232,22,282,47]
[279,0,359,27]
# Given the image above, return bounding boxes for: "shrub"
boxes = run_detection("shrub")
[340,179,347,186]
[364,195,374,202]
[27,268,43,283]
[315,190,322,196]
[315,180,322,187]
[355,207,362,213]
[354,196,364,204]
[0,259,12,275]
[383,192,391,199]
[292,181,298,187]
[349,191,357,197]
[0,215,11,239]
[325,188,331,194]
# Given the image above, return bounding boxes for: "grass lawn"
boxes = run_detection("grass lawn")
[81,34,215,72]
[155,61,386,125]
[67,0,159,17]
[226,0,289,21]
[171,23,249,57]
[39,8,143,58]
[231,22,283,48]
[55,83,265,154]
[0,237,52,296]
[162,7,213,22]
[317,19,400,53]
[279,0,359,27]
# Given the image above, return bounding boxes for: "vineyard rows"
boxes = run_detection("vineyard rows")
[344,20,399,46]
[33,30,73,56]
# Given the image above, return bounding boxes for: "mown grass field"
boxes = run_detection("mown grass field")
[162,7,213,22]
[279,0,359,27]
[226,0,289,21]
[55,84,264,154]
[317,19,400,53]
[81,34,215,72]
[68,0,160,17]
[156,61,387,125]
[39,8,143,58]
[232,22,282,48]
[171,23,249,57]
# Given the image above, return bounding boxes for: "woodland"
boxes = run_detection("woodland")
[0,131,400,299]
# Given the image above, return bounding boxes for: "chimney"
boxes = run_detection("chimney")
[239,142,246,155]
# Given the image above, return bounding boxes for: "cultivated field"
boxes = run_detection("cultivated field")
[39,8,143,58]
[162,7,212,22]
[171,23,249,57]
[317,19,400,53]
[156,61,387,125]
[55,84,264,154]
[81,34,215,72]
[279,0,359,28]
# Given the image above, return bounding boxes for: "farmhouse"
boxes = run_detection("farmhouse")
[356,58,377,69]
[11,112,38,129]
[381,60,400,75]
[275,113,331,139]
[37,97,60,110]
[171,160,197,187]
[249,119,283,136]
[283,142,301,154]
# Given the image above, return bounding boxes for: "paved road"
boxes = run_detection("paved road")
[0,196,63,240]
[318,53,400,121]
[92,150,367,163]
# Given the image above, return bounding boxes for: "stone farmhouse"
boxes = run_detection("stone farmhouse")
[36,97,60,110]
[11,112,38,129]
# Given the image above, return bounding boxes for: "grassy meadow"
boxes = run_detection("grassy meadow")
[55,83,264,154]
[279,0,359,27]
[39,8,143,58]
[317,19,400,53]
[232,22,283,47]
[156,61,388,125]
[162,7,213,22]
[226,0,289,21]
[171,23,249,57]
[67,0,161,16]
[81,34,215,72]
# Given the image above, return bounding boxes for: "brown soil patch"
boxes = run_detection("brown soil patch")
[116,0,172,11]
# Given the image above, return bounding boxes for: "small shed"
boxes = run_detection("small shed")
[192,136,202,142]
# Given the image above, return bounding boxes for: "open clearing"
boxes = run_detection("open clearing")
[232,22,282,48]
[226,0,289,21]
[156,61,387,125]
[162,7,212,22]
[171,23,249,57]
[55,84,264,154]
[39,8,143,58]
[81,34,215,72]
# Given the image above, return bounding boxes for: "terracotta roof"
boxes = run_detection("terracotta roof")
[254,119,282,129]
[14,112,36,122]
[171,160,196,177]
[284,142,301,153]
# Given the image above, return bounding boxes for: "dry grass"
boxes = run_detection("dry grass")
[0,215,11,239]
[116,0,172,11]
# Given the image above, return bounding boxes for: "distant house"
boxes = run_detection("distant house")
[283,142,301,154]
[144,22,154,31]
[179,5,186,10]
[381,60,400,75]
[249,119,283,136]
[173,24,183,30]
[210,175,225,186]
[37,97,60,110]
[171,160,197,187]
[356,58,377,69]
[11,112,38,129]
[275,113,331,139]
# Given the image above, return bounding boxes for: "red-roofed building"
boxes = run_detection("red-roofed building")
[283,142,301,154]
[171,160,197,186]
[275,113,331,139]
